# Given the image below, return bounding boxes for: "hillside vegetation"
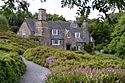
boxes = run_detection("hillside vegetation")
[24,46,125,82]
[0,30,39,83]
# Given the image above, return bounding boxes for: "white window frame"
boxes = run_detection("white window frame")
[52,40,60,45]
[22,31,26,36]
[52,29,58,35]
[90,37,93,42]
[77,46,81,50]
[75,32,81,38]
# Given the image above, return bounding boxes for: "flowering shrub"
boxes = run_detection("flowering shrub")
[24,45,125,82]
[45,56,57,67]
[46,69,125,83]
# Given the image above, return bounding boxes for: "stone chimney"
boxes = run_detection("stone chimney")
[38,8,47,21]
[82,20,90,43]
[35,8,50,46]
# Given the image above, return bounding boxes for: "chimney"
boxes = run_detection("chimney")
[82,20,90,43]
[38,8,47,21]
[82,20,88,29]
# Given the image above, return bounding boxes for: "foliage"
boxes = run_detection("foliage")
[24,45,125,71]
[24,45,125,82]
[0,0,32,27]
[0,32,26,83]
[47,14,66,21]
[88,18,115,45]
[76,13,123,51]
[46,69,125,83]
[0,0,29,16]
[84,42,94,53]
[0,30,39,83]
[103,13,125,58]
[96,43,107,51]
[9,11,33,27]
[0,31,39,50]
[0,51,26,83]
[0,15,9,31]
[61,0,125,21]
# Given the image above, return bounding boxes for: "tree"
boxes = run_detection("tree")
[0,0,30,27]
[47,14,66,21]
[103,12,125,57]
[0,15,9,31]
[32,13,66,21]
[61,0,125,21]
[0,0,29,16]
[76,13,120,51]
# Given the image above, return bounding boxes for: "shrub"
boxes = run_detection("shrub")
[0,31,39,50]
[0,15,9,31]
[0,50,26,83]
[24,45,125,71]
[0,31,39,83]
[23,45,125,82]
[84,42,94,53]
[96,43,107,51]
[46,70,125,83]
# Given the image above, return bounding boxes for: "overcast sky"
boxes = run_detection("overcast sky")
[0,0,102,20]
[28,0,101,20]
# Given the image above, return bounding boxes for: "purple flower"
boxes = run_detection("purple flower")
[46,56,57,64]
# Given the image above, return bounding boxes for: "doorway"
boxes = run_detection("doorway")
[66,44,71,50]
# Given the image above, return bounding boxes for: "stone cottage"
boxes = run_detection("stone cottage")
[17,8,94,50]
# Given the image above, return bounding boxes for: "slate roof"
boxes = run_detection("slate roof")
[25,19,87,42]
[25,19,36,32]
[48,21,71,29]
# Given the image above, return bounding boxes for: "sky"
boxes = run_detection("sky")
[0,0,102,20]
[27,0,101,20]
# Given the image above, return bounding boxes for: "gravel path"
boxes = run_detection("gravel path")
[20,57,51,83]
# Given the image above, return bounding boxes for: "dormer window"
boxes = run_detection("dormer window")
[52,29,58,35]
[75,32,80,38]
[70,21,78,28]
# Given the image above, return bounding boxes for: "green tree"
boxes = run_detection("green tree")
[76,13,121,51]
[103,13,125,57]
[61,0,125,17]
[0,15,9,31]
[33,13,66,21]
[0,0,30,27]
[47,14,66,21]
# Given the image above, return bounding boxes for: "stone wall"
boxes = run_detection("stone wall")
[17,22,31,38]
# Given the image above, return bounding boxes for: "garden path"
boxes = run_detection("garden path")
[20,56,51,83]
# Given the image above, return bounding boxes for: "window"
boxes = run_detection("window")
[77,46,81,50]
[90,37,93,42]
[52,40,60,45]
[52,29,58,35]
[22,31,26,36]
[75,32,80,38]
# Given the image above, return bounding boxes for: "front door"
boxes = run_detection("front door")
[66,44,71,50]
